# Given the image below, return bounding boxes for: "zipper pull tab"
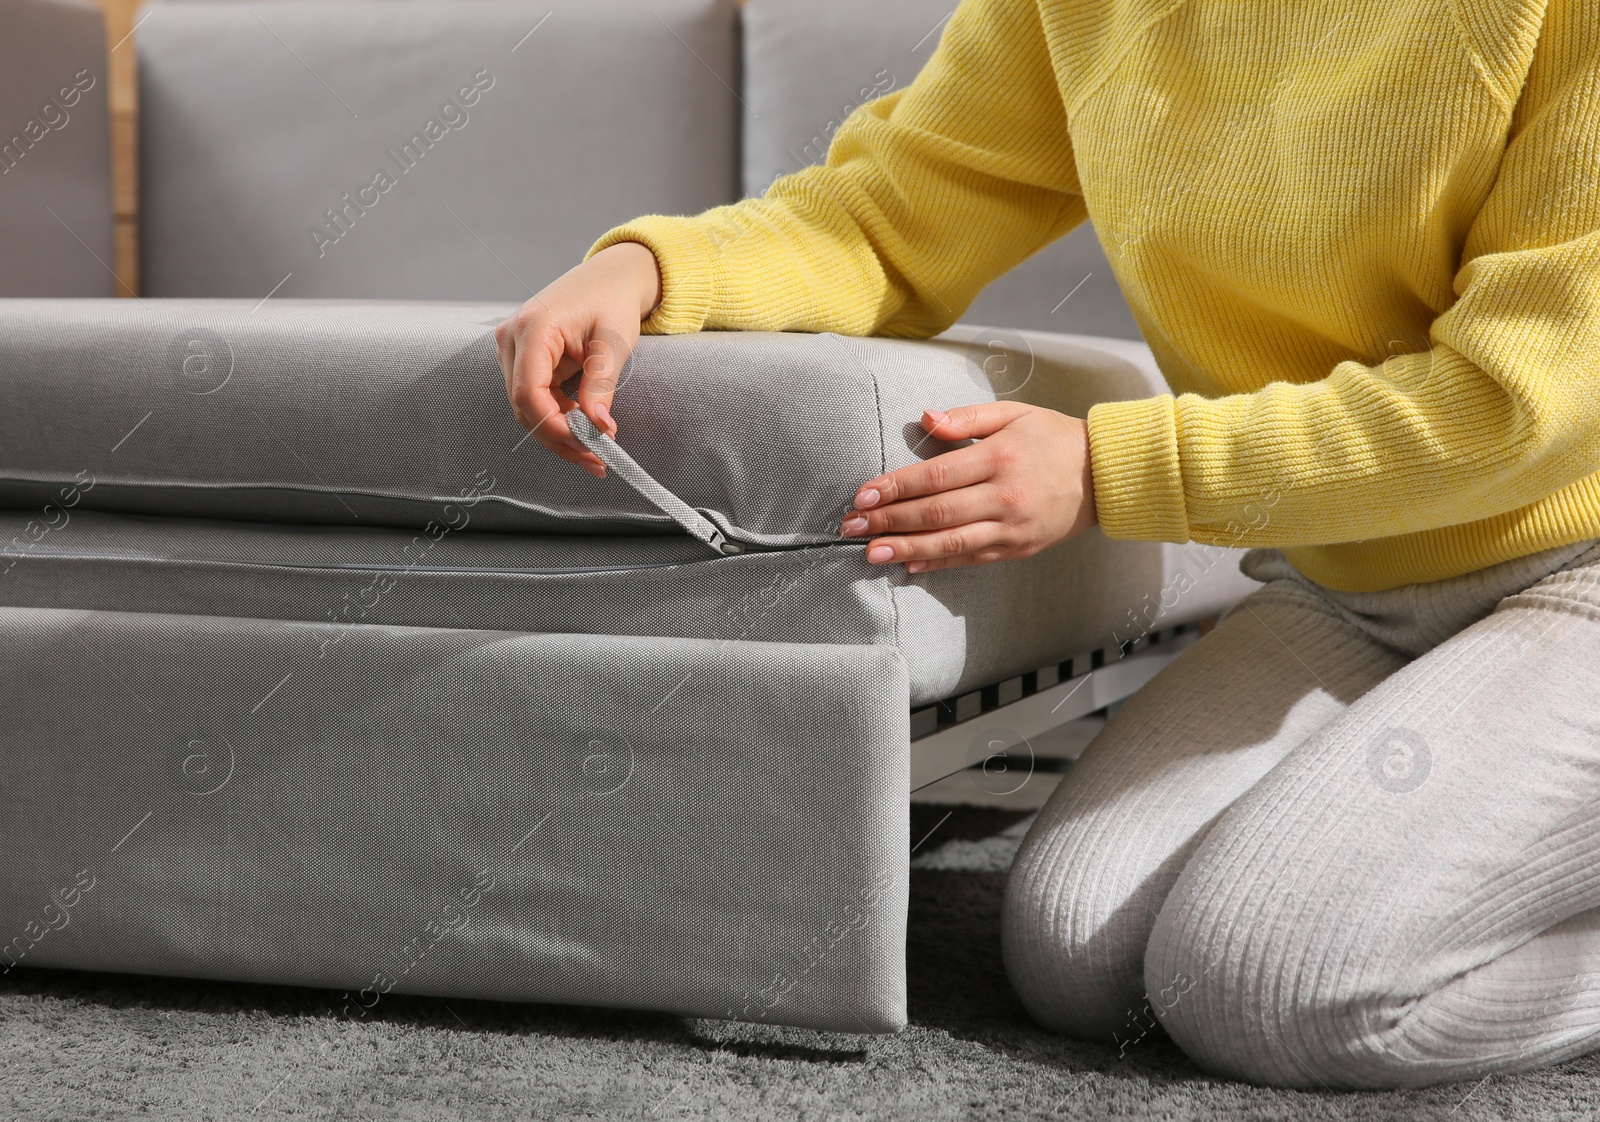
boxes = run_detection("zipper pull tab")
[705,528,744,556]
[566,410,745,556]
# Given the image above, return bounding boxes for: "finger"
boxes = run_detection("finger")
[549,376,581,416]
[852,444,994,509]
[495,321,516,401]
[577,322,633,438]
[840,483,1000,537]
[505,321,551,428]
[906,547,1014,574]
[540,405,609,477]
[509,332,607,476]
[529,404,606,478]
[511,329,574,444]
[547,440,608,479]
[861,521,1011,565]
[552,346,585,412]
[921,401,1030,442]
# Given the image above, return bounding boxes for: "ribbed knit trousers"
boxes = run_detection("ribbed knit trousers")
[1002,538,1600,1089]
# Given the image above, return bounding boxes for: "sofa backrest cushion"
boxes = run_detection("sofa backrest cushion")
[0,0,114,297]
[741,0,1141,340]
[136,0,741,300]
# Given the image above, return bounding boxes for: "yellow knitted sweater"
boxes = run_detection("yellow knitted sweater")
[589,0,1600,592]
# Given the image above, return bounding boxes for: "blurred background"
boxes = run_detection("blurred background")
[87,0,137,293]
[46,0,1139,339]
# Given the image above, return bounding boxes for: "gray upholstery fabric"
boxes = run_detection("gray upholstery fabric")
[567,409,747,556]
[0,0,114,297]
[0,507,1253,706]
[0,298,1256,702]
[740,0,1141,340]
[0,606,909,1031]
[0,299,1181,543]
[137,0,740,299]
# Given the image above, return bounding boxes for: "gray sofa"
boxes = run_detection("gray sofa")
[0,0,1257,1032]
[0,0,114,296]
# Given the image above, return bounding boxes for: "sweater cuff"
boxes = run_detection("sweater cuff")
[1085,395,1190,542]
[586,217,720,336]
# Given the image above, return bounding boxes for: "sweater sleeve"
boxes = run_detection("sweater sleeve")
[585,0,1086,338]
[1087,1,1600,547]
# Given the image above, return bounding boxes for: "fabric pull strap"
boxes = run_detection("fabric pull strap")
[566,409,744,555]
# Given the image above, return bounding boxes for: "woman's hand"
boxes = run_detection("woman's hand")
[841,402,1096,572]
[495,241,663,478]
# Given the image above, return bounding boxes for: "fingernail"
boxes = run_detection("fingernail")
[866,545,894,563]
[593,402,617,437]
[856,488,881,509]
[584,463,606,480]
[925,409,949,426]
[563,436,586,453]
[906,560,927,574]
[841,516,868,536]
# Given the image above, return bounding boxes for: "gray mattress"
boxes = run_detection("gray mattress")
[0,299,1256,703]
[0,606,910,1031]
[0,298,1255,1032]
[0,299,1156,542]
[0,507,1238,707]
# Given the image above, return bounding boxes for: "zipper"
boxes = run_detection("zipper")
[1,415,862,570]
[0,544,721,577]
[566,410,755,556]
[566,411,867,560]
[0,516,862,577]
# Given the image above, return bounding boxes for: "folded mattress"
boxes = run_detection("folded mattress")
[0,298,1257,1032]
[0,606,910,1031]
[0,300,1258,701]
[0,506,1240,707]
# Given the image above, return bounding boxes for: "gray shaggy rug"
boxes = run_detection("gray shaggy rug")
[3,805,1597,1121]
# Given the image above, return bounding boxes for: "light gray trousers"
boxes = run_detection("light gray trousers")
[1003,538,1600,1090]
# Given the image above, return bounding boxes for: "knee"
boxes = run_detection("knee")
[1143,874,1423,1090]
[1001,796,1192,1042]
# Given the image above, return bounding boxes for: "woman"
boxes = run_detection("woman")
[495,0,1600,1091]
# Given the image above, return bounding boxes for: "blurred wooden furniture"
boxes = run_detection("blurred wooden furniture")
[89,0,138,295]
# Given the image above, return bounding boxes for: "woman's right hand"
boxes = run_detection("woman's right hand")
[495,241,663,478]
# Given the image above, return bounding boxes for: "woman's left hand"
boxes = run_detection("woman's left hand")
[840,402,1097,573]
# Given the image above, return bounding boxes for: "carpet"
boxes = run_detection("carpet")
[3,804,1597,1121]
